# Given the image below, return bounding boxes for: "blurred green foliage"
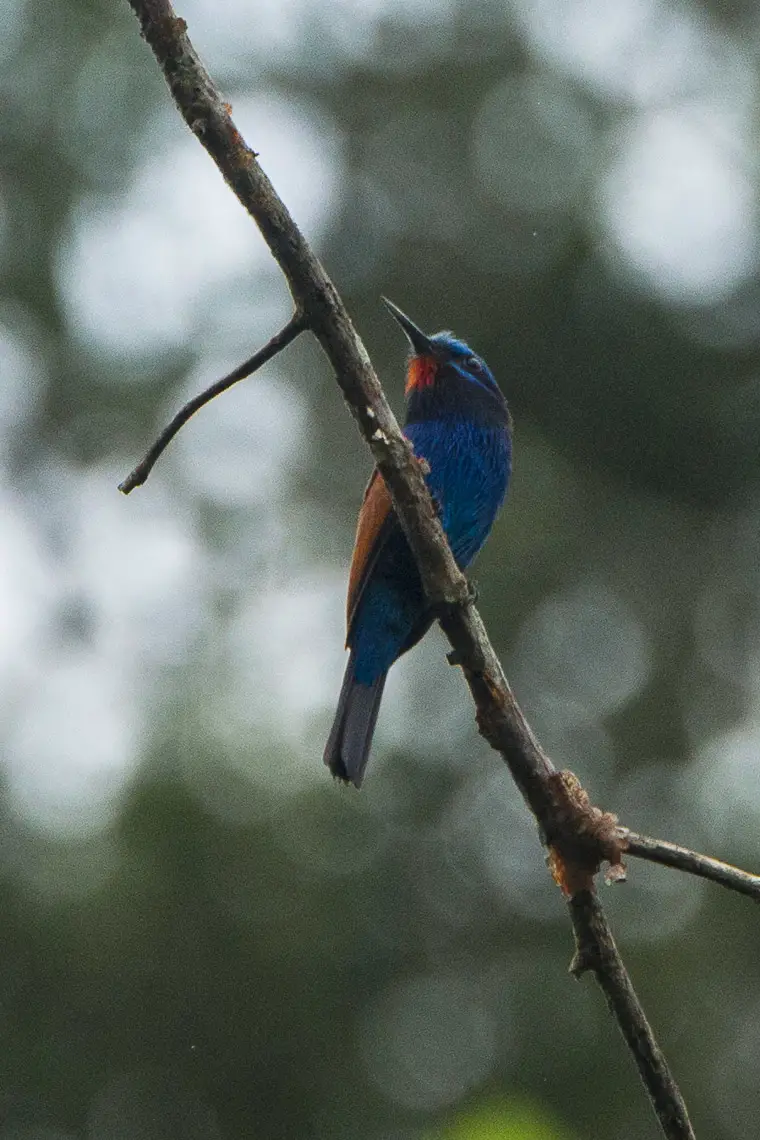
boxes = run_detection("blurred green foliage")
[435,1099,571,1140]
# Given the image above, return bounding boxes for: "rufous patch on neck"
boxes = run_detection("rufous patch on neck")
[405,355,437,394]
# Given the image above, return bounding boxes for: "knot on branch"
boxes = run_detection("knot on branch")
[430,578,476,622]
[545,770,628,897]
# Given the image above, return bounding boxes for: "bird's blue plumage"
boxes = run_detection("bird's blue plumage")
[350,418,510,684]
[325,302,512,786]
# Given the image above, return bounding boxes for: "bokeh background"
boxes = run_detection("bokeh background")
[3,0,760,1136]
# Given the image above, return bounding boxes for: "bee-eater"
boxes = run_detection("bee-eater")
[324,298,512,786]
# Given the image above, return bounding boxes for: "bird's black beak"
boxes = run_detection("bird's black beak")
[381,297,434,356]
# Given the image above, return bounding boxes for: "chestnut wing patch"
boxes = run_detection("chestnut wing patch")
[346,469,396,637]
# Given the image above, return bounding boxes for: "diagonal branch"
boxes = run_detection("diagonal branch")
[124,4,700,1138]
[569,892,695,1140]
[125,0,467,621]
[623,829,760,901]
[119,311,307,493]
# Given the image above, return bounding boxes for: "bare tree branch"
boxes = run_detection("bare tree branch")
[569,891,696,1140]
[126,1,471,617]
[123,0,622,871]
[119,312,307,493]
[623,829,760,901]
[124,3,701,1136]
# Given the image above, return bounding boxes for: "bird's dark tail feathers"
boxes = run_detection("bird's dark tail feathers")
[324,650,387,788]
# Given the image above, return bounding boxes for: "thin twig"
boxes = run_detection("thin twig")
[569,891,695,1140]
[119,312,307,493]
[623,829,760,902]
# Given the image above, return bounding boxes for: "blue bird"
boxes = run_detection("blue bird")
[324,298,512,786]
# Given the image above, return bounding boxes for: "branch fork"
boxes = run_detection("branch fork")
[544,770,627,896]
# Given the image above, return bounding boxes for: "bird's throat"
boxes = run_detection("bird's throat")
[405,355,437,395]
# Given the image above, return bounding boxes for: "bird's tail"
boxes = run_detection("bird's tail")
[324,650,387,788]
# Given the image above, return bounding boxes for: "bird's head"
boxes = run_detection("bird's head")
[382,297,508,426]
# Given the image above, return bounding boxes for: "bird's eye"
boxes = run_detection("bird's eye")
[466,355,484,375]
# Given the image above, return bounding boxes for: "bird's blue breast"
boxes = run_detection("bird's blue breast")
[349,418,511,685]
[409,418,511,568]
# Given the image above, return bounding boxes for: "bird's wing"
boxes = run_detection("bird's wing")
[346,468,397,637]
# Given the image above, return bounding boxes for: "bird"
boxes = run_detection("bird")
[324,298,512,787]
